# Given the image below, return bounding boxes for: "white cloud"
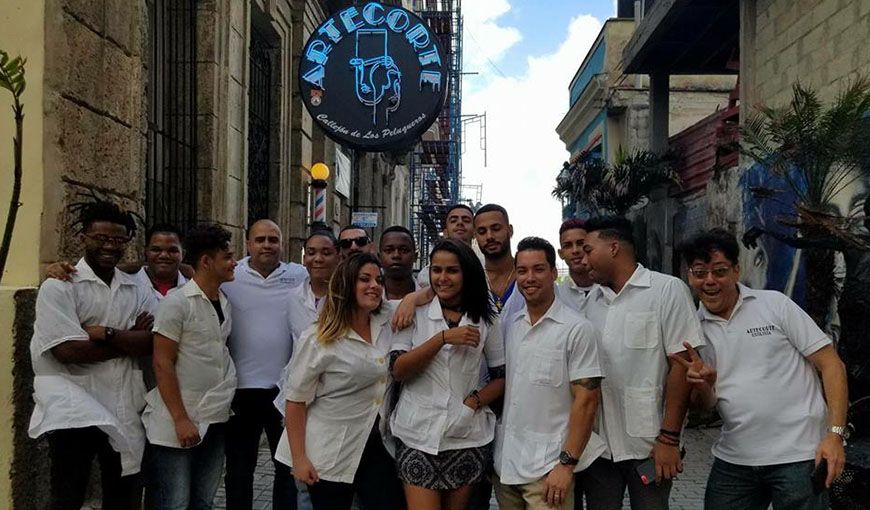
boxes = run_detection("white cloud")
[461,12,603,254]
[461,0,522,77]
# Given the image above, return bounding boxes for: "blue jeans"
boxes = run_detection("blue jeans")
[705,458,829,510]
[148,423,227,510]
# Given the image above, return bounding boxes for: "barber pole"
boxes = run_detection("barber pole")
[313,186,326,223]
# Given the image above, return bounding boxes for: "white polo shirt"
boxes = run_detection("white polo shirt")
[556,279,609,327]
[142,279,236,448]
[134,266,186,301]
[29,258,155,475]
[221,257,307,389]
[699,284,831,466]
[594,264,703,461]
[275,307,400,483]
[390,300,506,455]
[495,298,607,485]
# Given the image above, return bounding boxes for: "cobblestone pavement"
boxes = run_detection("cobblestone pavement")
[83,426,718,509]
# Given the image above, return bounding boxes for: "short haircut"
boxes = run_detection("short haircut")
[584,216,635,247]
[184,224,232,268]
[444,203,474,222]
[339,224,368,238]
[380,225,415,249]
[559,218,587,236]
[679,228,740,266]
[474,203,509,224]
[69,195,138,236]
[145,223,182,244]
[305,228,338,248]
[516,236,557,268]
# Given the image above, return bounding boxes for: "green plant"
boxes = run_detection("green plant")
[0,50,26,283]
[553,146,681,216]
[741,78,870,325]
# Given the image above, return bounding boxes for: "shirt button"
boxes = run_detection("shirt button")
[380,376,387,384]
[375,398,383,406]
[376,357,385,365]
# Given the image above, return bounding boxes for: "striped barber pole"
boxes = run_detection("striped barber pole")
[314,187,326,223]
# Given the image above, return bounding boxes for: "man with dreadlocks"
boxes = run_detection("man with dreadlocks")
[28,197,157,509]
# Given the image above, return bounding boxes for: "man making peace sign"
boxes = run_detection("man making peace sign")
[676,229,848,510]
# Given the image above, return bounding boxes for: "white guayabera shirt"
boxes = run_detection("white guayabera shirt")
[134,266,186,301]
[142,279,236,448]
[275,305,401,483]
[29,258,155,475]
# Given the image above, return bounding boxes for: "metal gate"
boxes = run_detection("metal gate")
[247,27,274,223]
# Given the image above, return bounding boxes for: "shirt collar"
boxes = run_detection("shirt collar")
[515,296,568,326]
[698,282,757,322]
[345,308,392,344]
[182,278,229,309]
[138,266,186,288]
[74,258,137,289]
[565,276,594,293]
[238,256,287,280]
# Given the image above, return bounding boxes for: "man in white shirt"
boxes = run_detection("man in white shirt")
[417,203,475,288]
[381,225,419,301]
[221,219,307,510]
[145,223,238,508]
[577,216,703,509]
[556,219,607,322]
[29,198,156,509]
[674,229,848,509]
[135,223,188,300]
[494,237,605,510]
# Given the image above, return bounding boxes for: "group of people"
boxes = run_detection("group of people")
[29,196,850,510]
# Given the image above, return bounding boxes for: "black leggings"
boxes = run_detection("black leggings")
[307,427,406,510]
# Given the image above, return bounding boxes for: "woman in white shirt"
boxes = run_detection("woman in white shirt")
[390,238,506,510]
[281,253,406,510]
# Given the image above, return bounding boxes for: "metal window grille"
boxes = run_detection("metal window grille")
[146,0,198,230]
[247,27,274,223]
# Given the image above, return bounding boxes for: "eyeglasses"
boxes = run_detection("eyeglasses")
[338,236,370,250]
[688,266,733,278]
[85,233,131,246]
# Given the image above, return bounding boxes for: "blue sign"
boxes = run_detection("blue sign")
[300,2,448,152]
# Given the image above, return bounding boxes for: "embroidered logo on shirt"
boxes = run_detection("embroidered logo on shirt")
[746,325,776,338]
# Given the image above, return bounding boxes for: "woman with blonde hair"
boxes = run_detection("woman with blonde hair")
[275,252,406,510]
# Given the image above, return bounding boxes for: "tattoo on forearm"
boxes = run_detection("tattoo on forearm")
[573,377,602,390]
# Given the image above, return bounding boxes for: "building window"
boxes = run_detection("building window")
[146,0,198,229]
[247,26,274,223]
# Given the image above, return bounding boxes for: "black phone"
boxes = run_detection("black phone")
[636,448,687,485]
[811,459,827,495]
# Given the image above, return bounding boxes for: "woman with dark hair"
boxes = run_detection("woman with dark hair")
[274,253,406,510]
[390,238,506,510]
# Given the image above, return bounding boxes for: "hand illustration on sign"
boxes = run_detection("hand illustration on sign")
[350,29,402,126]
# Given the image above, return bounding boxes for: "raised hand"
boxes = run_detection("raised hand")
[443,325,480,348]
[742,226,765,249]
[669,341,716,388]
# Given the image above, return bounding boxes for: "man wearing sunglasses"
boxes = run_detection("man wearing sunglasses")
[338,225,376,259]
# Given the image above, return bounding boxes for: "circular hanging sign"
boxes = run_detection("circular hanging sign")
[299,2,448,152]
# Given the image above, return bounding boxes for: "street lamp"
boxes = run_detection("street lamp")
[310,162,330,224]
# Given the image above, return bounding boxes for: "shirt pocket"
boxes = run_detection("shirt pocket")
[624,312,660,349]
[530,348,565,387]
[393,392,436,440]
[308,423,348,472]
[445,403,479,440]
[623,386,662,438]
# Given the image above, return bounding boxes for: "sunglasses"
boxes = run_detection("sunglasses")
[338,236,370,250]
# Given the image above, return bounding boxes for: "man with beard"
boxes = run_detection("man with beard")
[221,219,307,510]
[380,226,419,301]
[29,197,156,509]
[474,204,522,318]
[417,204,476,288]
[577,216,702,510]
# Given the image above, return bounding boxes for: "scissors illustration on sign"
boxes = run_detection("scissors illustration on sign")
[349,29,402,125]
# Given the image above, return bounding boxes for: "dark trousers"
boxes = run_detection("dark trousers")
[225,387,297,510]
[306,427,405,510]
[47,426,142,510]
[704,458,828,510]
[577,457,672,510]
[148,423,227,509]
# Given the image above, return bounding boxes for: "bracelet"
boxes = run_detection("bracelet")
[659,428,681,439]
[656,435,680,447]
[440,331,446,346]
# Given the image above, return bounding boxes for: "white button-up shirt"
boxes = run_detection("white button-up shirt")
[29,259,155,475]
[275,307,399,483]
[274,280,326,414]
[222,257,307,389]
[142,279,236,448]
[555,279,609,327]
[134,267,186,301]
[593,265,703,461]
[699,284,830,466]
[495,298,606,484]
[390,300,505,455]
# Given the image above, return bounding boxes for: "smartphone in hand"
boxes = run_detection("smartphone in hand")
[811,459,828,495]
[636,458,656,486]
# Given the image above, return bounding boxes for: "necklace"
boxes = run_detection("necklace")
[486,267,515,311]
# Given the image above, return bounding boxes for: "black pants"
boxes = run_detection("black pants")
[307,426,405,510]
[47,426,141,510]
[225,388,297,510]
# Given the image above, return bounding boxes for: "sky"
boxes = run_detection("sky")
[459,0,615,257]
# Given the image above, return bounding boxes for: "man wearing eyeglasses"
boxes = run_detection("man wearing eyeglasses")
[338,225,376,259]
[675,229,848,510]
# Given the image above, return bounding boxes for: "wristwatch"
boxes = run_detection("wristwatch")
[830,425,851,444]
[559,450,579,466]
[104,327,116,343]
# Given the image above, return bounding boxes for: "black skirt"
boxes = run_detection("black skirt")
[395,440,493,491]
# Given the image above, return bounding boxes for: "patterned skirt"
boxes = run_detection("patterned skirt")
[395,440,493,491]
